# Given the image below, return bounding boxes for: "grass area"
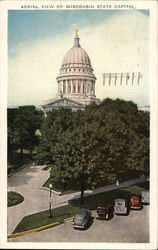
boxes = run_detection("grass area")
[43,169,141,195]
[8,191,24,207]
[69,182,149,209]
[13,182,149,234]
[14,205,78,233]
[43,177,80,195]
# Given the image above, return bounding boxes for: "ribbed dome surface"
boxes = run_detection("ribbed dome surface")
[62,46,91,66]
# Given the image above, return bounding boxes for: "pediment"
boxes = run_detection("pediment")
[42,97,85,109]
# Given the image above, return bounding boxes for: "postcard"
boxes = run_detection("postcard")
[0,0,157,249]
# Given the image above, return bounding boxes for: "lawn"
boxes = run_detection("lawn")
[43,177,80,195]
[43,169,140,195]
[70,181,149,208]
[13,182,149,234]
[8,191,24,207]
[14,205,78,233]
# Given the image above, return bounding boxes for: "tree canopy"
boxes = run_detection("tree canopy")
[36,99,149,204]
[8,106,43,159]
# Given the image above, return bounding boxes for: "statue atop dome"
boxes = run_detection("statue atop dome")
[75,28,78,37]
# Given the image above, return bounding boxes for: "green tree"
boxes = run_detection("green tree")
[37,99,149,204]
[8,108,19,162]
[8,106,43,159]
[35,107,75,165]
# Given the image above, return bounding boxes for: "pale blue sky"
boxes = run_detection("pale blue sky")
[8,10,150,106]
[8,10,149,56]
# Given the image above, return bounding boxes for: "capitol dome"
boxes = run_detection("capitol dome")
[41,30,100,111]
[56,30,100,105]
[62,46,91,65]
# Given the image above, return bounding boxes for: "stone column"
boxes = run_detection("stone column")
[66,80,68,94]
[81,80,83,94]
[62,80,64,94]
[60,81,63,94]
[58,81,60,94]
[76,80,78,94]
[84,80,86,94]
[93,82,95,95]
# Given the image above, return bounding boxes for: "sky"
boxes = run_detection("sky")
[8,9,149,107]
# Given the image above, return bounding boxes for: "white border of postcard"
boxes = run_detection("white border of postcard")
[0,0,157,249]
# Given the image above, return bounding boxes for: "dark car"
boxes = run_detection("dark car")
[72,208,92,229]
[96,203,114,220]
[114,199,128,215]
[141,191,150,204]
[129,195,142,209]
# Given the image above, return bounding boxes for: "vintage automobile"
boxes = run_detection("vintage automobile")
[72,208,92,229]
[114,199,128,215]
[141,191,150,204]
[96,203,114,220]
[129,195,142,209]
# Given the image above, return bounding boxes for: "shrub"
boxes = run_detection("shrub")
[8,191,24,207]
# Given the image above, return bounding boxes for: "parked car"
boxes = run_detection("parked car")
[114,199,128,215]
[141,191,150,204]
[96,203,114,220]
[72,208,92,229]
[129,195,142,209]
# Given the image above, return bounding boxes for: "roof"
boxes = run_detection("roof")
[75,208,89,216]
[62,46,91,66]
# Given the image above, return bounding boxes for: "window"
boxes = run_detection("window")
[68,81,71,93]
[78,81,80,93]
[83,80,86,93]
[73,84,76,93]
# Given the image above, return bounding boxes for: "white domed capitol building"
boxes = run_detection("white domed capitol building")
[41,29,100,111]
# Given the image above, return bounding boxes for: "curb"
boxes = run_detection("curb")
[64,216,74,222]
[8,215,75,239]
[8,221,64,239]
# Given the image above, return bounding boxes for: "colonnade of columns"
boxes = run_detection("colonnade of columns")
[58,79,95,95]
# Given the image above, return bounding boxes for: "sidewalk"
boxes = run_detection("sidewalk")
[7,164,148,235]
[63,176,149,202]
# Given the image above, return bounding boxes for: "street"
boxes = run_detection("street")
[9,205,149,243]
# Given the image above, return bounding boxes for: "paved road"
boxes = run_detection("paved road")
[8,165,50,234]
[7,164,148,235]
[9,205,149,243]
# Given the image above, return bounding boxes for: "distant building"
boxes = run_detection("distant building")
[137,105,150,112]
[41,29,100,112]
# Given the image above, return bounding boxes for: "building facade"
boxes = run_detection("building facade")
[41,30,100,112]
